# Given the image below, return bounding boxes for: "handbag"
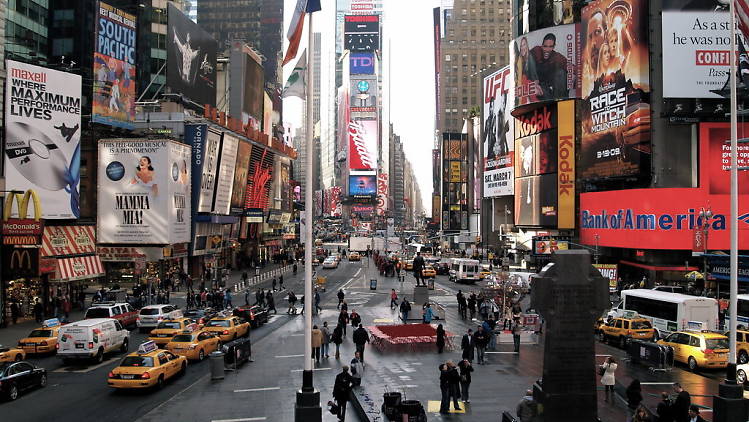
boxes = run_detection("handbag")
[598,363,608,376]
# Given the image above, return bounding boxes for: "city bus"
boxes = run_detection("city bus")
[732,294,749,328]
[614,289,719,339]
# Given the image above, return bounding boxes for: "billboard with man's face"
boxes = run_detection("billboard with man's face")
[580,0,650,181]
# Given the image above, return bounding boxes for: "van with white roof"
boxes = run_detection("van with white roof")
[57,318,130,364]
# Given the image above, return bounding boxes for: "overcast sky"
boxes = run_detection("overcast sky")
[282,0,439,213]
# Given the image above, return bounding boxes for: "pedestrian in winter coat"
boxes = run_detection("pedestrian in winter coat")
[686,405,706,422]
[423,303,434,323]
[352,324,369,362]
[390,289,398,309]
[332,323,344,358]
[626,379,643,421]
[671,382,691,422]
[244,290,250,306]
[341,300,348,313]
[311,325,323,363]
[400,299,411,323]
[446,361,462,411]
[436,324,446,353]
[338,310,349,336]
[266,291,276,314]
[467,294,477,319]
[321,321,331,358]
[461,329,475,362]
[516,390,538,422]
[512,320,523,353]
[656,392,673,422]
[600,357,617,402]
[473,326,489,364]
[458,359,473,403]
[337,289,345,309]
[350,351,364,386]
[439,364,451,413]
[333,366,354,421]
[350,310,361,327]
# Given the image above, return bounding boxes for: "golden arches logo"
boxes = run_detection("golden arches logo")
[10,249,32,270]
[3,189,42,221]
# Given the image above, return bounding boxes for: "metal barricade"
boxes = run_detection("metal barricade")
[627,339,674,373]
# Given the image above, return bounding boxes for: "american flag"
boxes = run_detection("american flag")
[739,1,749,40]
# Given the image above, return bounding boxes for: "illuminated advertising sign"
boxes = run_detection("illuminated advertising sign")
[350,76,378,114]
[483,65,514,197]
[442,133,467,231]
[348,119,378,170]
[557,100,575,229]
[349,175,376,199]
[350,52,375,75]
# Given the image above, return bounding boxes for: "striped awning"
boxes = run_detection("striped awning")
[52,255,105,282]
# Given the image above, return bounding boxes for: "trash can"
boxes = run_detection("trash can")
[209,350,225,380]
[427,279,435,290]
[370,279,377,290]
[399,400,425,422]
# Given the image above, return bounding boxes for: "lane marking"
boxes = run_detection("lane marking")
[234,387,281,393]
[275,354,304,358]
[640,382,676,385]
[290,333,305,337]
[291,367,332,372]
[211,418,267,422]
[595,354,611,357]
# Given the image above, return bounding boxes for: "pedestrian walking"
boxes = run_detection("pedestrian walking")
[34,298,43,323]
[516,390,538,422]
[350,351,364,386]
[390,289,398,309]
[473,326,489,364]
[436,324,446,353]
[461,329,475,362]
[633,406,652,422]
[244,289,250,306]
[338,309,349,336]
[458,359,473,403]
[315,290,322,314]
[512,320,522,353]
[311,324,323,364]
[353,324,370,362]
[332,323,344,359]
[400,298,411,323]
[279,275,284,290]
[340,300,348,313]
[287,291,297,314]
[272,278,277,291]
[671,382,691,422]
[467,294,476,320]
[337,289,345,309]
[333,366,354,421]
[321,321,331,358]
[485,316,497,350]
[626,379,643,422]
[457,290,467,319]
[423,303,434,324]
[266,290,277,314]
[10,300,19,325]
[599,357,617,402]
[656,392,673,422]
[350,310,361,328]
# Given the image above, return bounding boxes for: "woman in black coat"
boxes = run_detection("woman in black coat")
[626,379,643,420]
[436,324,446,353]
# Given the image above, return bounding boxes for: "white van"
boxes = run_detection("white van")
[57,318,130,363]
[137,304,184,333]
[449,259,481,284]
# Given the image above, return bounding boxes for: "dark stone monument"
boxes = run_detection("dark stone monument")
[530,250,609,422]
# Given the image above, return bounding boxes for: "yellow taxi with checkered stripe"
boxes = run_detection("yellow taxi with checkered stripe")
[202,315,249,342]
[17,318,62,355]
[148,318,197,347]
[107,341,187,389]
[165,328,221,361]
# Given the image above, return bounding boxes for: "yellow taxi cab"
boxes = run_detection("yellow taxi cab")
[479,265,492,280]
[404,260,413,271]
[17,318,62,355]
[657,330,729,370]
[348,252,361,261]
[202,316,250,342]
[148,318,197,347]
[107,341,187,389]
[0,345,25,362]
[598,315,656,348]
[421,265,436,278]
[165,328,221,361]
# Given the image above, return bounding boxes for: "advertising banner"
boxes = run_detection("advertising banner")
[231,140,251,215]
[483,65,514,197]
[512,23,578,107]
[344,15,379,52]
[167,3,217,108]
[557,100,575,229]
[442,133,468,231]
[593,263,619,291]
[350,76,378,114]
[662,2,740,98]
[41,225,96,257]
[4,60,81,219]
[580,0,650,181]
[699,123,749,195]
[212,133,238,215]
[245,146,275,211]
[432,195,441,223]
[350,52,375,75]
[376,173,389,216]
[184,124,220,213]
[349,175,376,199]
[532,236,570,255]
[93,2,136,129]
[349,119,378,170]
[97,139,191,244]
[229,42,264,124]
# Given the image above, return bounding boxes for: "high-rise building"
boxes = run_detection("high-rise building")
[5,0,48,64]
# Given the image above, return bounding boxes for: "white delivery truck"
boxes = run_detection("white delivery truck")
[58,318,130,364]
[349,236,372,252]
[449,258,481,284]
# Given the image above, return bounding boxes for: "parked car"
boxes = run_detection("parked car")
[84,302,138,328]
[183,308,218,325]
[137,305,184,333]
[233,305,269,328]
[0,361,47,400]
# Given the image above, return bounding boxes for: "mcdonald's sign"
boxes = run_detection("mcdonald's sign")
[2,248,39,279]
[2,190,43,246]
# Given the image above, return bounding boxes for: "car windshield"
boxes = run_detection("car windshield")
[157,322,182,329]
[140,308,161,315]
[120,356,153,367]
[705,338,729,350]
[631,320,652,329]
[170,334,194,342]
[206,320,230,327]
[28,329,52,337]
[184,311,203,318]
[85,308,110,318]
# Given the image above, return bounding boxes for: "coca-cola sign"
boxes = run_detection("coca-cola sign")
[348,119,378,170]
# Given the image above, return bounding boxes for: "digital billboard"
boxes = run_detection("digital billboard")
[442,133,468,231]
[93,1,136,129]
[230,140,251,215]
[348,119,378,170]
[167,3,217,108]
[350,52,375,75]
[350,76,378,115]
[344,15,379,52]
[483,65,514,197]
[349,175,376,199]
[699,123,749,195]
[230,42,264,124]
[580,0,650,180]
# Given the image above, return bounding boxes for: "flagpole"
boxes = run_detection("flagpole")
[295,8,322,422]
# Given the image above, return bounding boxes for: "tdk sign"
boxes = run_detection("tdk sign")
[350,53,374,75]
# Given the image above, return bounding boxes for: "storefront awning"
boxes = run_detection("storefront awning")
[52,256,105,282]
[619,260,699,272]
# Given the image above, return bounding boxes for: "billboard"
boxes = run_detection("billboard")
[350,76,378,114]
[93,1,136,129]
[532,236,570,255]
[514,174,557,226]
[344,15,379,52]
[512,23,578,107]
[184,124,221,213]
[376,173,389,216]
[231,140,251,215]
[245,146,275,211]
[483,65,514,197]
[349,119,378,170]
[4,60,82,219]
[580,0,650,180]
[230,43,264,124]
[557,100,575,229]
[442,133,468,231]
[212,133,238,215]
[349,175,376,199]
[167,3,217,108]
[97,139,191,244]
[350,52,375,75]
[662,2,739,98]
[699,123,749,195]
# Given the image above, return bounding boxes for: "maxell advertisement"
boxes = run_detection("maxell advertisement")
[483,65,514,197]
[512,23,578,107]
[348,119,378,170]
[662,1,740,98]
[97,140,191,244]
[4,60,82,219]
[93,2,136,129]
[580,0,650,181]
[167,3,217,108]
[212,133,238,215]
[350,76,378,115]
[231,140,251,215]
[184,124,221,213]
